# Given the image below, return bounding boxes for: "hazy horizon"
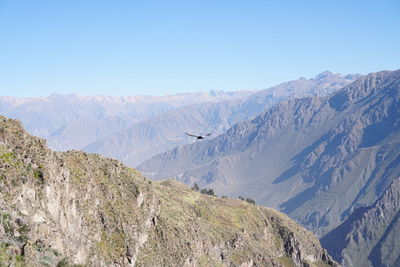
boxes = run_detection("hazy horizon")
[0,69,366,98]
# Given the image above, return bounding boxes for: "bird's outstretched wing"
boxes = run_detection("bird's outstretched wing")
[206,133,212,136]
[185,132,198,137]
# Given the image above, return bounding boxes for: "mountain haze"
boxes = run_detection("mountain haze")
[0,91,253,151]
[86,71,359,166]
[138,70,400,237]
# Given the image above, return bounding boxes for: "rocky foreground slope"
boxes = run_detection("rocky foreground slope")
[0,116,336,266]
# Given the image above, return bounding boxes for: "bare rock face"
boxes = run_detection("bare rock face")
[0,116,336,266]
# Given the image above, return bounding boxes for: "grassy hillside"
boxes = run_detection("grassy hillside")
[0,115,336,266]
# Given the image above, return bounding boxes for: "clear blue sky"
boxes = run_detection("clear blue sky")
[0,0,399,97]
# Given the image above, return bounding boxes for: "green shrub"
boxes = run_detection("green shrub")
[191,183,200,191]
[200,188,215,196]
[246,198,255,204]
[238,196,255,204]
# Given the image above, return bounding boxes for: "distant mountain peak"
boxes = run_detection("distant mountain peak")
[315,71,335,80]
[208,89,224,96]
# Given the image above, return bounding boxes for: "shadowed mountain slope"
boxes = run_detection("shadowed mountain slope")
[0,115,336,266]
[138,70,400,236]
[321,178,400,267]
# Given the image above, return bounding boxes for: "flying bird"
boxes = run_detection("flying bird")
[185,132,211,140]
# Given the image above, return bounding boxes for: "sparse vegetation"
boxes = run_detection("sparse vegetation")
[200,188,215,196]
[245,198,255,204]
[2,213,14,237]
[191,182,200,191]
[238,196,255,204]
[57,258,70,267]
[0,152,15,163]
[56,258,84,267]
[0,115,336,266]
[192,183,216,196]
[0,242,25,266]
[17,223,30,243]
[33,166,44,182]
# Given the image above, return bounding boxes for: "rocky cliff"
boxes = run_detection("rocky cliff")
[0,116,336,266]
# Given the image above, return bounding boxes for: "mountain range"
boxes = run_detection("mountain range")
[137,69,400,265]
[0,90,253,150]
[138,71,400,266]
[2,70,398,266]
[0,72,358,167]
[82,71,360,166]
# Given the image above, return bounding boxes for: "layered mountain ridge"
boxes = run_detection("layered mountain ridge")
[138,70,400,237]
[0,90,253,150]
[85,71,359,166]
[0,72,358,167]
[0,115,336,266]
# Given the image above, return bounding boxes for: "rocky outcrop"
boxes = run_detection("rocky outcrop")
[0,116,336,266]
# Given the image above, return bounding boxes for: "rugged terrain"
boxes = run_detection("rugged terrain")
[138,70,400,237]
[86,71,359,166]
[0,90,252,151]
[0,72,358,167]
[321,178,400,267]
[0,115,336,266]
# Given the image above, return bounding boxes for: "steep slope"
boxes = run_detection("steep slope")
[88,71,359,166]
[138,70,400,236]
[0,116,336,266]
[321,178,400,267]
